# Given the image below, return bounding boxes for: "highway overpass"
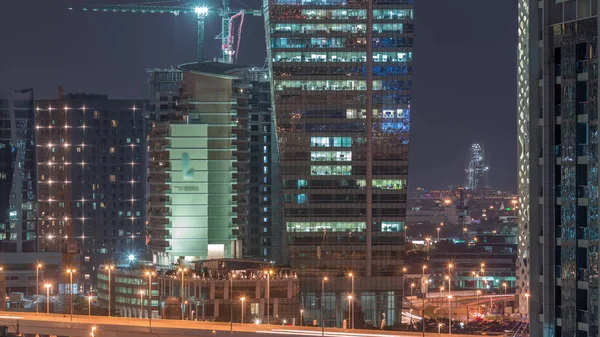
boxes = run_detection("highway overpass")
[0,312,478,337]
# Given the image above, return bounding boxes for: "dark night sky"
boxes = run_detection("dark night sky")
[1,0,517,191]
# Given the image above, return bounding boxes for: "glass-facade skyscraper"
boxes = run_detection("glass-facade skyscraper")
[519,1,600,336]
[264,0,413,326]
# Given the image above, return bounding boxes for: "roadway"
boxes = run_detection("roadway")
[0,312,479,337]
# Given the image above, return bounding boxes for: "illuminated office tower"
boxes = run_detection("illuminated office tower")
[265,0,413,326]
[37,93,146,289]
[519,1,600,336]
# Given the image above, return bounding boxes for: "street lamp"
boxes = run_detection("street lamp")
[503,282,507,295]
[36,263,42,313]
[300,309,304,326]
[401,267,407,313]
[425,237,431,251]
[436,227,441,242]
[145,271,155,326]
[178,267,188,320]
[106,265,115,317]
[265,269,274,325]
[348,272,354,329]
[230,273,236,333]
[411,283,415,297]
[321,277,328,337]
[88,295,93,316]
[44,283,52,314]
[347,295,353,329]
[66,268,76,322]
[511,199,518,216]
[447,295,453,335]
[438,323,443,335]
[139,290,144,317]
[91,326,97,337]
[422,280,428,337]
[240,297,246,324]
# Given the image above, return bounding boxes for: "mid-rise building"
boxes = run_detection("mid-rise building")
[36,93,147,290]
[265,0,413,326]
[520,1,599,336]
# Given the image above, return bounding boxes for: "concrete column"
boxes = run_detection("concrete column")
[214,299,219,318]
[224,281,230,300]
[287,280,293,299]
[210,283,216,300]
[256,281,261,299]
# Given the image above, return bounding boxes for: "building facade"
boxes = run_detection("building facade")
[148,62,243,266]
[148,63,284,266]
[36,93,147,290]
[239,67,284,263]
[264,0,413,326]
[0,89,37,253]
[96,264,300,322]
[521,1,600,336]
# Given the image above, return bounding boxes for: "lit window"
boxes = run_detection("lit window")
[111,120,118,127]
[84,274,90,280]
[109,147,115,154]
[93,111,100,118]
[84,256,90,262]
[109,175,116,182]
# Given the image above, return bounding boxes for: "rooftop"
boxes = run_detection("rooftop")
[178,61,247,78]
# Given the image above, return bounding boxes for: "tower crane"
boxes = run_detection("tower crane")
[68,1,262,64]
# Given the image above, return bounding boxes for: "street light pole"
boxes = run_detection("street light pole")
[437,228,440,242]
[321,277,328,337]
[45,284,51,314]
[348,272,354,329]
[230,273,236,334]
[300,309,304,326]
[107,265,114,317]
[448,295,452,335]
[88,295,92,316]
[66,269,75,322]
[241,297,246,324]
[36,264,42,313]
[139,290,144,317]
[265,269,273,325]
[401,267,407,319]
[422,280,428,337]
[145,271,155,326]
[178,267,188,320]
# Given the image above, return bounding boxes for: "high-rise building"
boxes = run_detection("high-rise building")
[147,65,284,265]
[265,0,413,326]
[464,143,489,190]
[520,2,599,336]
[0,89,37,253]
[148,62,244,266]
[36,93,147,289]
[239,67,284,263]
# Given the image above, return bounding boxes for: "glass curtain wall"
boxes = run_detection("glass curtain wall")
[265,0,413,327]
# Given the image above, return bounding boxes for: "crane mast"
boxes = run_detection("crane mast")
[69,1,261,64]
